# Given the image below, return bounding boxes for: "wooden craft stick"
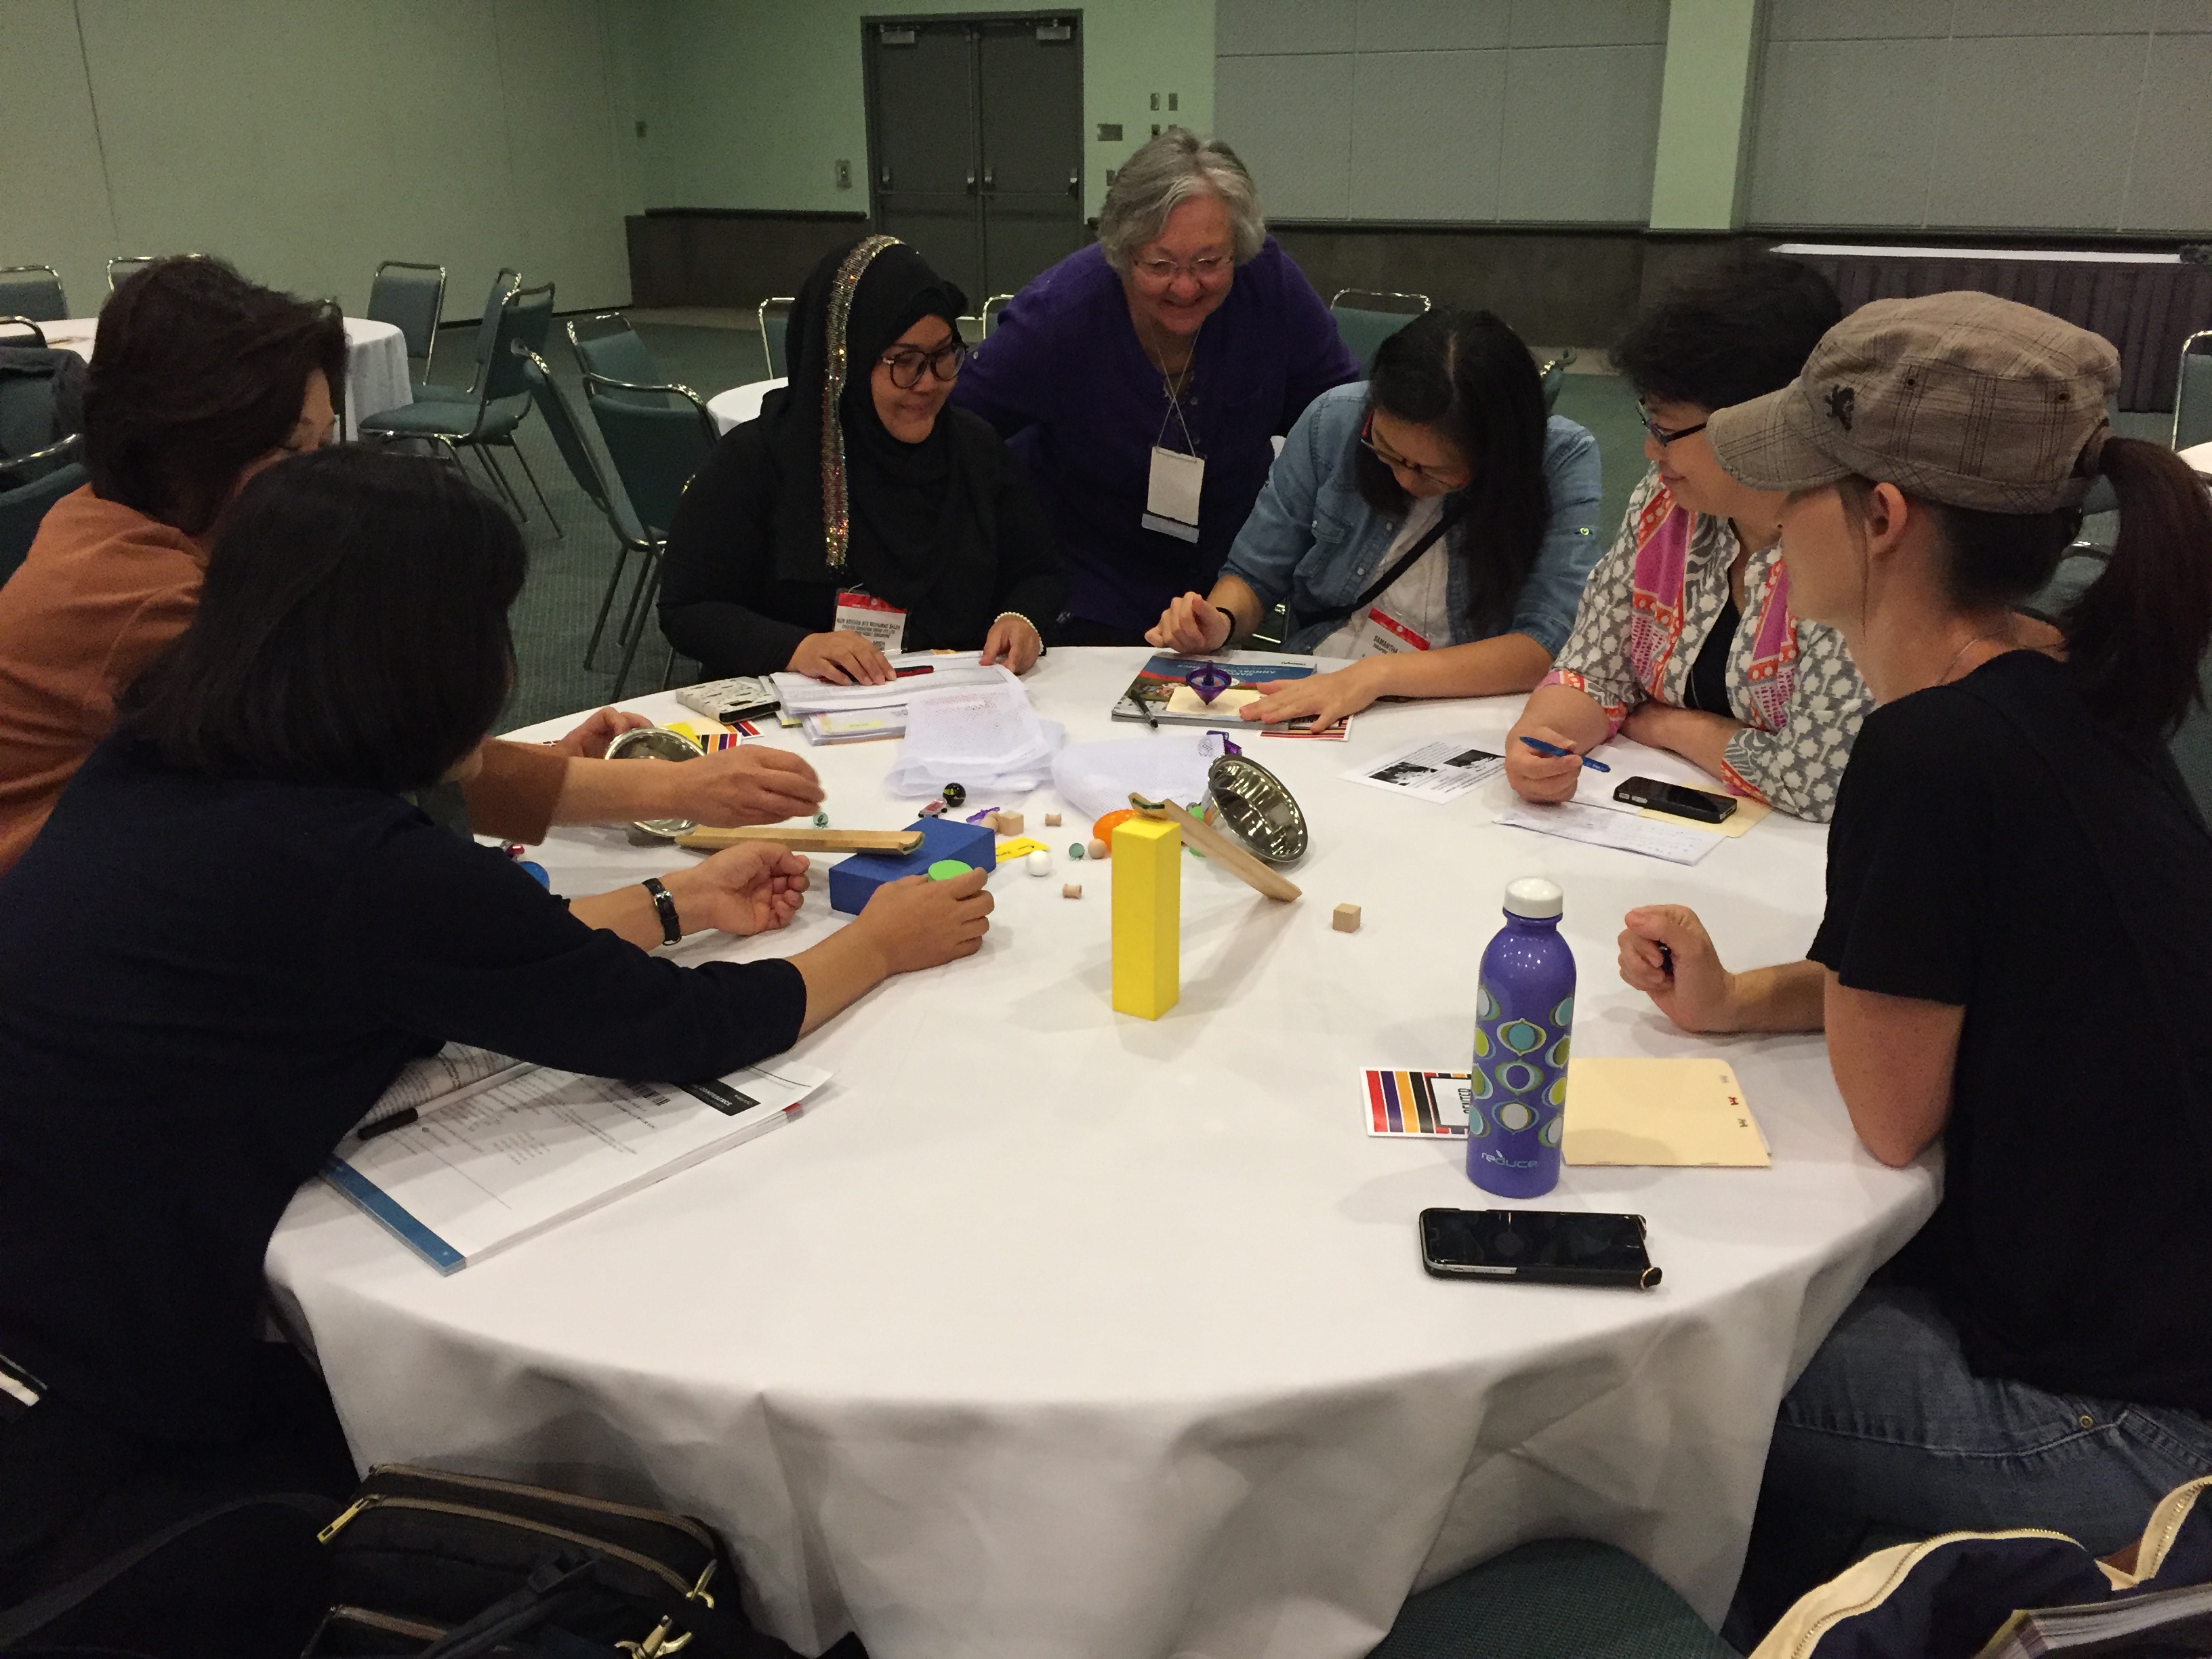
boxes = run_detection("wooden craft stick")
[673,825,926,854]
[1128,795,1301,903]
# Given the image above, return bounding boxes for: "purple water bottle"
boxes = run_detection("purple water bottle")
[1467,877,1574,1198]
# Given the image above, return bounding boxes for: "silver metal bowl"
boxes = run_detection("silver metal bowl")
[606,725,703,838]
[1206,754,1308,864]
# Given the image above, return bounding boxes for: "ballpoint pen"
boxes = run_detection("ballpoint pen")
[1518,735,1610,772]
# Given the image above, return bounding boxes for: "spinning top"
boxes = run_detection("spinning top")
[1184,661,1233,705]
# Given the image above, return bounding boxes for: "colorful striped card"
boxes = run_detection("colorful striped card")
[1364,1069,1472,1137]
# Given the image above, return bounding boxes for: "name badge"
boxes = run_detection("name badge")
[834,589,907,654]
[1349,606,1431,659]
[1142,446,1204,544]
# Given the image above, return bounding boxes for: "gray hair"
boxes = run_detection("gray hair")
[1097,129,1267,274]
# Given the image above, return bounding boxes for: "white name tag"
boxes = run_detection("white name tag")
[834,589,906,654]
[1349,606,1431,659]
[1143,446,1204,543]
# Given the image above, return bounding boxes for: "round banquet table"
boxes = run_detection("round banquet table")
[708,376,787,434]
[266,648,1936,1659]
[43,313,411,439]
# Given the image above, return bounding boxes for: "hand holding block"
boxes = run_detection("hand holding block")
[1332,903,1361,933]
[827,818,994,915]
[1111,817,1180,1019]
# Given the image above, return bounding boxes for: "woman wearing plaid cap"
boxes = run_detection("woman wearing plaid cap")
[1614,291,2212,1634]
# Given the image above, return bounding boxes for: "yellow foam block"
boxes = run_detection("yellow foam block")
[1111,816,1181,1019]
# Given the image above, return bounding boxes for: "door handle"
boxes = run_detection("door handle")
[982,166,995,190]
[966,169,977,194]
[880,165,892,187]
[1067,168,1079,196]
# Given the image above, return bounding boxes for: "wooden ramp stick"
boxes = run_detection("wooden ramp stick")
[1128,795,1301,903]
[674,825,926,855]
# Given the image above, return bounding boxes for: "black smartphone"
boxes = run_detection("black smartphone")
[1419,1208,1661,1289]
[1613,775,1738,824]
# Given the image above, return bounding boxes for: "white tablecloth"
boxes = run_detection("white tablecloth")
[266,649,1936,1659]
[708,377,786,434]
[45,314,411,438]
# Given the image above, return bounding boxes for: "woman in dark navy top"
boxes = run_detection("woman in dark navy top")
[0,449,993,1601]
[1611,294,2212,1631]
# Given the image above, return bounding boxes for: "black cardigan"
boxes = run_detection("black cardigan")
[0,740,806,1443]
[657,405,1067,676]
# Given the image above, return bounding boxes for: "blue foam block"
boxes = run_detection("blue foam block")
[827,818,995,916]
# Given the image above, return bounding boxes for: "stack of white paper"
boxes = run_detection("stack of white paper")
[884,680,1063,796]
[771,651,1016,720]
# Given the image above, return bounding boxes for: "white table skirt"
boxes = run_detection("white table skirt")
[708,377,785,434]
[45,314,411,438]
[266,649,1936,1659]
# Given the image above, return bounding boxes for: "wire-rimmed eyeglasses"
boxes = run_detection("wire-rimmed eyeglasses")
[1132,253,1232,286]
[880,337,969,390]
[1360,413,1471,487]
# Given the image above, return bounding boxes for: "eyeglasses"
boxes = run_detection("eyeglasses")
[1132,253,1233,287]
[1360,415,1471,487]
[1639,405,1709,447]
[879,337,968,390]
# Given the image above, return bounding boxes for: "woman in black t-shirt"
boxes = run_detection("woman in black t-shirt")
[1610,295,2212,1605]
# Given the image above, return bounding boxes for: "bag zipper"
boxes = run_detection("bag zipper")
[1782,1529,2074,1659]
[317,1494,701,1599]
[359,1463,720,1553]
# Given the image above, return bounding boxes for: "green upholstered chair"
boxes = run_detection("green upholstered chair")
[366,260,447,401]
[981,293,1015,335]
[579,365,718,695]
[106,255,159,291]
[0,458,86,588]
[1367,1540,1738,1659]
[2175,329,2212,454]
[359,280,556,526]
[520,347,661,674]
[1330,289,1431,374]
[0,267,67,323]
[1538,350,1576,415]
[758,296,794,378]
[566,313,672,411]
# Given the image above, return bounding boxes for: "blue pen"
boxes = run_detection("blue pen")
[1519,735,1610,772]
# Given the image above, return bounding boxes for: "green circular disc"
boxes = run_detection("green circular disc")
[927,859,970,881]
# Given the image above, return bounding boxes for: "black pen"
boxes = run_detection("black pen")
[357,1107,417,1141]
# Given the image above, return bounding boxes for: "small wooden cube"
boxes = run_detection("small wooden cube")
[1044,812,1062,827]
[1087,837,1109,860]
[1332,903,1361,933]
[996,811,1024,836]
[1063,882,1082,899]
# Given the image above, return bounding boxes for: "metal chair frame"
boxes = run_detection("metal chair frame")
[0,317,48,348]
[757,296,794,379]
[0,266,67,323]
[1328,288,1431,315]
[107,255,169,290]
[368,260,448,381]
[579,367,719,694]
[981,294,1015,335]
[2172,328,2212,451]
[0,432,84,485]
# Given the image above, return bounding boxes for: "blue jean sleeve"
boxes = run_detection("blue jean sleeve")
[1218,392,1338,611]
[1509,419,1606,656]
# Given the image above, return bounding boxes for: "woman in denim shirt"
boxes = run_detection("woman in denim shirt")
[1147,309,1603,729]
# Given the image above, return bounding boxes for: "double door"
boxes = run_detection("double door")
[865,14,1084,306]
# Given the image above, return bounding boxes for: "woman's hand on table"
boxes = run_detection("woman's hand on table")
[662,844,811,937]
[1618,905,1742,1033]
[548,706,654,758]
[980,613,1044,673]
[853,867,993,973]
[667,745,824,826]
[1145,592,1233,654]
[1238,659,1388,728]
[1502,722,1589,803]
[789,630,894,687]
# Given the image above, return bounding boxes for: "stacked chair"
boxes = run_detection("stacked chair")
[757,295,794,377]
[1329,288,1431,372]
[0,265,68,323]
[364,260,448,404]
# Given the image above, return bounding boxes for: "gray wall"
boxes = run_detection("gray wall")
[1213,0,1668,225]
[1747,0,2212,233]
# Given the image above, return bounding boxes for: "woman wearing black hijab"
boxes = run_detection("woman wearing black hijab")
[659,237,1066,684]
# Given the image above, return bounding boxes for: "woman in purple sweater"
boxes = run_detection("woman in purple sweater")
[952,129,1359,644]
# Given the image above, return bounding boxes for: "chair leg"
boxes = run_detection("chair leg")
[615,540,658,647]
[660,646,680,690]
[509,441,563,538]
[480,447,527,522]
[613,554,665,699]
[583,544,636,671]
[470,446,522,516]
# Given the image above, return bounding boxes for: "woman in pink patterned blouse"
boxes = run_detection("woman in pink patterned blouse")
[1505,260,1872,821]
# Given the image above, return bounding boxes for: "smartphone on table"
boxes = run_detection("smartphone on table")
[1613,776,1737,824]
[1419,1208,1662,1289]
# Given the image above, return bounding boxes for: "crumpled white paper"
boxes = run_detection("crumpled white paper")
[1049,733,1233,823]
[883,682,1064,797]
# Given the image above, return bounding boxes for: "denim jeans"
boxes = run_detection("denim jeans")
[1767,1284,2212,1555]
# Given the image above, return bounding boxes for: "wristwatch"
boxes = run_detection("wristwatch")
[640,877,683,946]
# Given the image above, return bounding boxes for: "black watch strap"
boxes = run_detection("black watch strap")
[641,877,682,946]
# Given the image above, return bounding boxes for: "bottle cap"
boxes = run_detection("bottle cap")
[1503,876,1563,919]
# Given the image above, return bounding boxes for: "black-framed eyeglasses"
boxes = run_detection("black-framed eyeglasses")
[1639,405,1709,447]
[880,337,969,390]
[1359,413,1471,487]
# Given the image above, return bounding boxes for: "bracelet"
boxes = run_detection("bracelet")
[1212,605,1238,644]
[640,877,682,946]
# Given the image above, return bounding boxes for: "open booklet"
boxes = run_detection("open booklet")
[1111,653,1351,738]
[325,1044,830,1273]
